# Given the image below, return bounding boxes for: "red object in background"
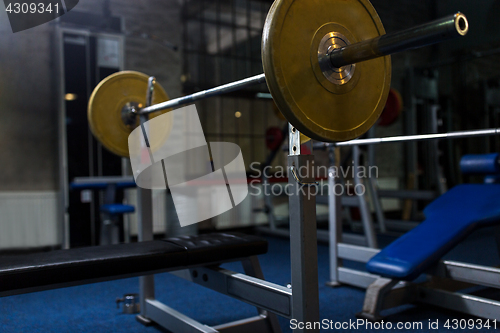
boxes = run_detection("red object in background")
[379,88,403,127]
[266,127,284,151]
[300,143,312,155]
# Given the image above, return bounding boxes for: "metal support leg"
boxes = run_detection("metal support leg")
[367,177,387,234]
[99,214,120,245]
[137,77,156,325]
[353,145,378,248]
[494,226,500,260]
[263,177,278,230]
[100,184,120,245]
[242,257,282,333]
[327,148,343,287]
[288,124,320,332]
[357,278,398,321]
[366,129,387,233]
[122,158,132,244]
[136,192,155,324]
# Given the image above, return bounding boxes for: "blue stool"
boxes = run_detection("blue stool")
[100,204,135,246]
[101,204,135,215]
[70,177,137,246]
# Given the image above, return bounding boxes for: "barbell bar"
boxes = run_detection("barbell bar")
[140,12,467,117]
[88,0,469,157]
[328,13,468,68]
[311,128,500,149]
[140,74,266,115]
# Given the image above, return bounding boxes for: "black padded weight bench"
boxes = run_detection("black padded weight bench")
[0,233,285,333]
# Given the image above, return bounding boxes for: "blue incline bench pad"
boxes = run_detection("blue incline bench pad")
[366,184,500,281]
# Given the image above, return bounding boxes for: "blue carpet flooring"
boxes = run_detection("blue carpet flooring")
[1,228,499,332]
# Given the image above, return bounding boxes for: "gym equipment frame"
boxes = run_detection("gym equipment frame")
[327,129,500,321]
[132,76,319,332]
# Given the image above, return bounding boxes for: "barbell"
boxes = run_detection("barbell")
[88,0,468,157]
[311,128,500,149]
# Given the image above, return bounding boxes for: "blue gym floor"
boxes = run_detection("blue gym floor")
[1,229,499,333]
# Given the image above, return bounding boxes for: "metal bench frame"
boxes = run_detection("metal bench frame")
[135,121,320,332]
[327,160,500,321]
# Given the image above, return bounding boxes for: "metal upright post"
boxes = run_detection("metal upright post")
[137,77,156,325]
[353,145,378,248]
[241,257,282,332]
[263,177,278,230]
[122,158,132,243]
[494,226,500,261]
[327,147,343,287]
[366,128,387,234]
[137,185,154,324]
[404,69,418,221]
[287,124,320,331]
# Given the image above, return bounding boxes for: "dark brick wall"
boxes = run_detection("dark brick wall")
[0,14,57,191]
[76,0,184,102]
[0,0,184,191]
[434,1,500,166]
[366,0,435,179]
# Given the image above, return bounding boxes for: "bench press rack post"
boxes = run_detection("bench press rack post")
[326,150,343,287]
[132,78,321,332]
[136,77,157,324]
[353,145,378,249]
[288,125,321,331]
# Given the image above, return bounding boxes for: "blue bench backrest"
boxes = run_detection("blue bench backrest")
[366,184,500,280]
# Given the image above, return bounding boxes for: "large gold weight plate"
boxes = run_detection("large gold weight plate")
[300,134,311,144]
[262,0,391,142]
[88,71,172,157]
[273,101,311,144]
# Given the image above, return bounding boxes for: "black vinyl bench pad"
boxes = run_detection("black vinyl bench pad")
[0,233,267,296]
